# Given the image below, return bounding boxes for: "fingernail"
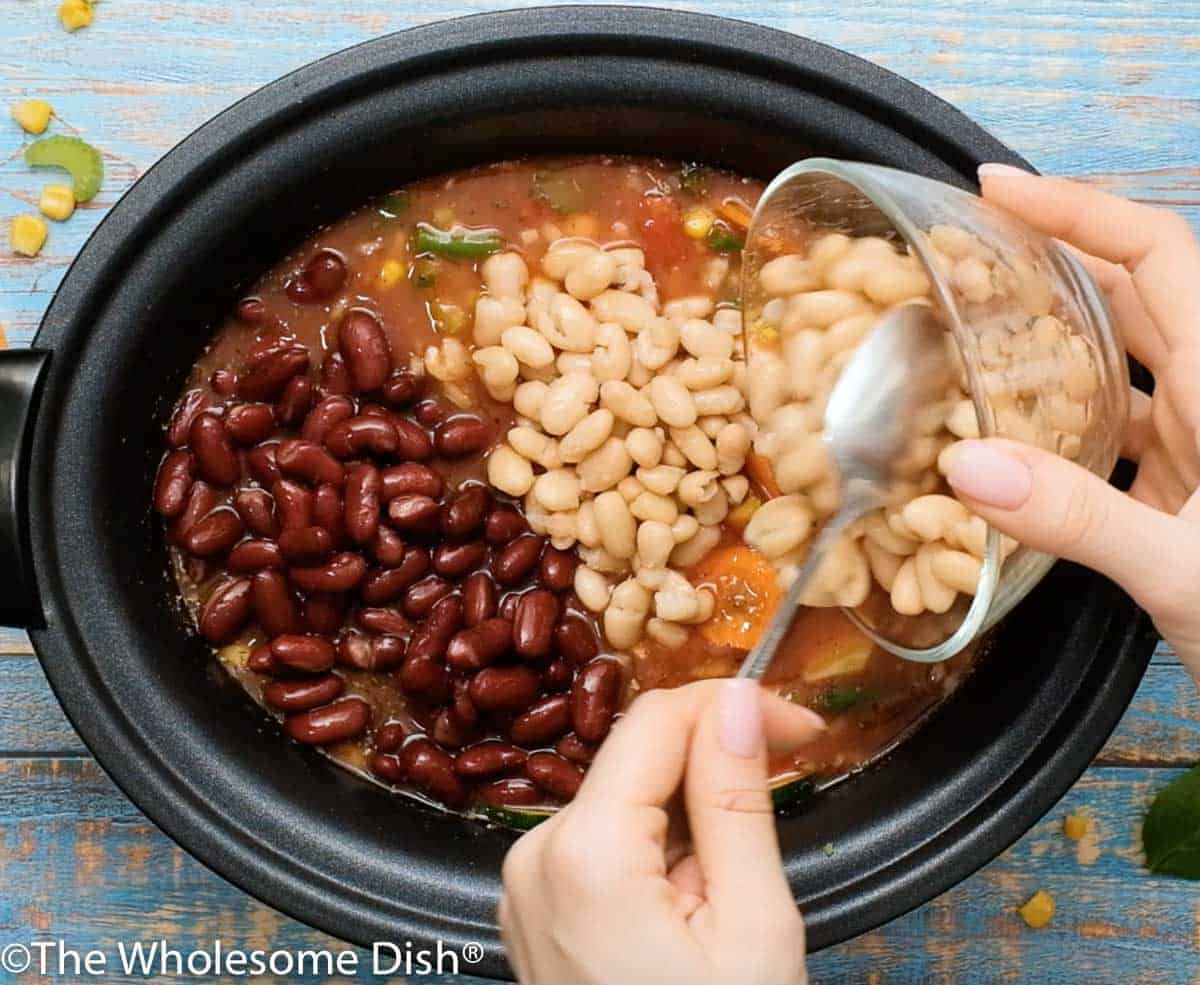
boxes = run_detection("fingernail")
[945,439,1033,509]
[717,679,763,759]
[978,162,1032,181]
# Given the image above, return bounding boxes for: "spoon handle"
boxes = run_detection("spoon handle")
[735,485,878,682]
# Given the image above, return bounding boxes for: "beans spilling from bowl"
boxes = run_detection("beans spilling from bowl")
[154,296,624,810]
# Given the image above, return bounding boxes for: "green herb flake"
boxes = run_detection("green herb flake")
[811,685,875,715]
[706,222,744,253]
[1144,764,1200,878]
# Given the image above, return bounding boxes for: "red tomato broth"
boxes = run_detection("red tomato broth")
[164,156,980,818]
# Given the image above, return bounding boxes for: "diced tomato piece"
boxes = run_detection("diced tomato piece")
[637,194,692,280]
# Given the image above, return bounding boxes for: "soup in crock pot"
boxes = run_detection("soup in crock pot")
[153,157,978,818]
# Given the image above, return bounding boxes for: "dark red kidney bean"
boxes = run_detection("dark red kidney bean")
[168,480,217,545]
[357,607,413,636]
[312,483,345,544]
[301,395,356,445]
[325,416,399,458]
[431,708,474,749]
[370,752,406,785]
[479,777,542,807]
[239,339,310,401]
[387,494,440,533]
[498,592,521,622]
[276,439,345,486]
[375,544,430,589]
[440,485,490,539]
[263,673,344,712]
[511,694,572,747]
[275,375,314,426]
[425,593,464,642]
[374,721,406,753]
[284,697,370,745]
[541,658,573,694]
[462,571,498,627]
[454,742,527,778]
[526,751,583,800]
[380,368,423,407]
[485,506,528,545]
[554,617,600,667]
[287,249,347,302]
[392,419,434,461]
[370,526,407,567]
[398,654,451,702]
[555,732,598,765]
[380,463,443,501]
[278,525,333,564]
[246,444,282,486]
[252,570,301,637]
[190,413,240,486]
[225,403,276,445]
[236,297,273,325]
[227,538,284,573]
[402,740,467,806]
[513,590,559,661]
[338,308,392,392]
[303,592,348,635]
[402,575,453,619]
[270,634,336,673]
[434,414,490,458]
[469,665,540,713]
[183,507,244,556]
[414,398,447,428]
[318,352,353,398]
[166,388,210,448]
[372,635,407,670]
[362,565,420,606]
[336,631,405,672]
[452,678,479,728]
[571,659,623,742]
[492,534,545,585]
[246,642,277,675]
[153,450,194,517]
[446,618,513,672]
[198,578,253,644]
[272,479,314,530]
[289,552,368,593]
[234,488,279,539]
[432,540,487,579]
[211,368,239,396]
[359,402,389,419]
[540,547,578,593]
[343,464,381,545]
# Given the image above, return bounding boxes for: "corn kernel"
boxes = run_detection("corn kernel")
[38,184,76,222]
[217,642,253,669]
[59,0,94,31]
[1063,814,1089,841]
[11,99,52,135]
[1018,890,1055,929]
[376,259,403,289]
[683,207,716,240]
[11,214,48,257]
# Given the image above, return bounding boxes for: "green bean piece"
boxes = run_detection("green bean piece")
[413,223,504,259]
[24,135,103,203]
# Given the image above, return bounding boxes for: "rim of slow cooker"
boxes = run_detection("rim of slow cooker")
[23,7,1156,977]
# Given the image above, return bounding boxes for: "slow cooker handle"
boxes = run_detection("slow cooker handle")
[0,349,51,628]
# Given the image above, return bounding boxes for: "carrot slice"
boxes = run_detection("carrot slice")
[690,542,781,650]
[716,197,753,231]
[745,451,782,500]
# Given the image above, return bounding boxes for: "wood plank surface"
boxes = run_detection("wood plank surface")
[2,1,1199,981]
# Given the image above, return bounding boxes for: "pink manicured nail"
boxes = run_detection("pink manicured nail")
[945,440,1033,510]
[978,162,1032,180]
[717,679,763,759]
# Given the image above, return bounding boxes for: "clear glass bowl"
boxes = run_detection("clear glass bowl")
[745,158,1129,662]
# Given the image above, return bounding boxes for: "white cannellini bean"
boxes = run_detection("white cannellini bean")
[550,293,599,352]
[901,495,969,542]
[481,252,530,299]
[508,426,561,470]
[654,585,701,622]
[671,514,699,544]
[636,520,675,569]
[721,474,749,505]
[646,618,689,648]
[774,434,832,493]
[930,547,982,596]
[680,318,734,360]
[744,494,813,559]
[604,578,652,649]
[542,239,599,281]
[806,232,853,276]
[676,356,734,390]
[929,224,975,259]
[512,380,548,421]
[474,295,527,347]
[580,545,630,575]
[864,538,904,591]
[746,351,790,423]
[626,355,653,388]
[648,375,697,428]
[425,339,471,382]
[825,312,877,355]
[541,371,598,436]
[946,399,980,439]
[890,557,925,615]
[630,491,678,525]
[915,542,958,613]
[574,565,612,612]
[625,427,663,468]
[556,351,594,375]
[863,257,931,305]
[692,385,744,417]
[590,322,633,382]
[663,295,714,321]
[472,346,520,389]
[669,524,721,568]
[578,437,634,493]
[697,415,727,440]
[501,325,555,368]
[634,318,680,370]
[576,499,600,548]
[759,254,822,295]
[559,408,615,463]
[636,464,685,496]
[617,475,644,502]
[590,289,657,334]
[676,469,720,508]
[953,256,994,304]
[600,380,657,427]
[565,251,618,301]
[661,440,687,468]
[952,514,989,558]
[487,445,535,497]
[712,307,741,336]
[669,426,719,471]
[784,289,873,329]
[546,512,578,550]
[715,422,751,476]
[532,468,581,512]
[783,330,826,400]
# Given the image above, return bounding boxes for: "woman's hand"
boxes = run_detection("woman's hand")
[499,679,825,985]
[946,164,1200,675]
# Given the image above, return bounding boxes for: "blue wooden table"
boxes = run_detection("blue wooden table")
[3,2,1200,981]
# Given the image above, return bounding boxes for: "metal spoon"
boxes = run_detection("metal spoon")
[735,302,950,681]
